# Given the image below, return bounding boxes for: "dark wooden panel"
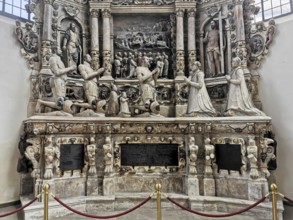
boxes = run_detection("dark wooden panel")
[121,144,179,166]
[215,144,242,172]
[60,144,84,171]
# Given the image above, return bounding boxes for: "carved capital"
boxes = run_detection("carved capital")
[187,8,196,17]
[176,8,185,17]
[90,9,99,17]
[102,9,111,18]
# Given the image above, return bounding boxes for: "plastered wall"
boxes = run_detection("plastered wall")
[259,14,293,198]
[0,15,30,204]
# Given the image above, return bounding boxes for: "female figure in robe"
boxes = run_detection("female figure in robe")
[184,61,216,117]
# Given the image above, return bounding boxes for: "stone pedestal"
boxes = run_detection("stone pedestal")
[103,175,115,196]
[187,176,199,197]
[86,177,99,196]
[203,177,215,196]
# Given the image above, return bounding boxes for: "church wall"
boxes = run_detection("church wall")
[0,15,30,204]
[259,14,293,199]
[0,12,293,205]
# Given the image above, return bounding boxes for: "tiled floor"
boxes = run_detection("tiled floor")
[2,203,290,220]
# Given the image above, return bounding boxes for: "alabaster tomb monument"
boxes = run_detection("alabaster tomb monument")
[14,0,282,219]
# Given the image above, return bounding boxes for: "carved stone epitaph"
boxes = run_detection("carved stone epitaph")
[14,0,282,219]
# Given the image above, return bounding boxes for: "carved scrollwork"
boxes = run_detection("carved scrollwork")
[15,21,39,54]
[118,86,140,103]
[64,5,80,17]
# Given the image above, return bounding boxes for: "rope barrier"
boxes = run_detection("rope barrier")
[0,196,40,218]
[284,196,293,203]
[167,195,268,218]
[51,194,152,219]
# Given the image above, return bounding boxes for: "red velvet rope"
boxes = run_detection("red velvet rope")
[52,195,151,219]
[167,196,267,218]
[0,197,38,218]
[284,196,293,203]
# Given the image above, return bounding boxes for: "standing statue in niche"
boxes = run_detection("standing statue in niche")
[189,137,198,174]
[184,61,216,117]
[35,46,76,116]
[62,22,82,76]
[44,137,58,179]
[204,20,222,77]
[225,57,265,116]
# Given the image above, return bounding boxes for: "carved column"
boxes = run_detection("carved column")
[175,8,185,78]
[234,0,247,67]
[90,9,100,70]
[40,0,53,75]
[187,8,196,72]
[102,9,113,79]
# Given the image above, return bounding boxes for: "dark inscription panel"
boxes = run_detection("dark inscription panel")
[60,144,84,171]
[121,144,179,166]
[216,144,241,171]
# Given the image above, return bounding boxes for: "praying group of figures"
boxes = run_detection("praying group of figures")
[113,51,170,79]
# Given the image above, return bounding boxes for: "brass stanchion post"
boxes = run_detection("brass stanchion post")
[155,183,162,220]
[271,183,278,220]
[43,184,50,220]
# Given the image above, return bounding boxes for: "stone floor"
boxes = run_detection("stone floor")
[1,204,292,220]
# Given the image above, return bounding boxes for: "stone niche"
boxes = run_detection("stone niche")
[15,0,282,219]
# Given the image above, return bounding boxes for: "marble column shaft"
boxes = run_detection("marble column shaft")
[102,9,112,78]
[175,9,185,77]
[90,9,100,70]
[187,9,196,72]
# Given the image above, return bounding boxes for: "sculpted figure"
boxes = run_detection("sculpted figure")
[50,46,76,100]
[204,138,215,175]
[225,57,265,116]
[106,83,119,116]
[114,52,122,78]
[25,138,41,178]
[127,53,137,79]
[62,22,81,69]
[163,54,169,78]
[135,56,162,117]
[103,137,113,173]
[77,54,104,107]
[247,138,259,179]
[118,92,131,117]
[204,20,222,77]
[189,137,198,174]
[260,138,275,177]
[136,56,158,103]
[184,61,216,117]
[44,136,60,179]
[86,138,97,175]
[34,46,75,116]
